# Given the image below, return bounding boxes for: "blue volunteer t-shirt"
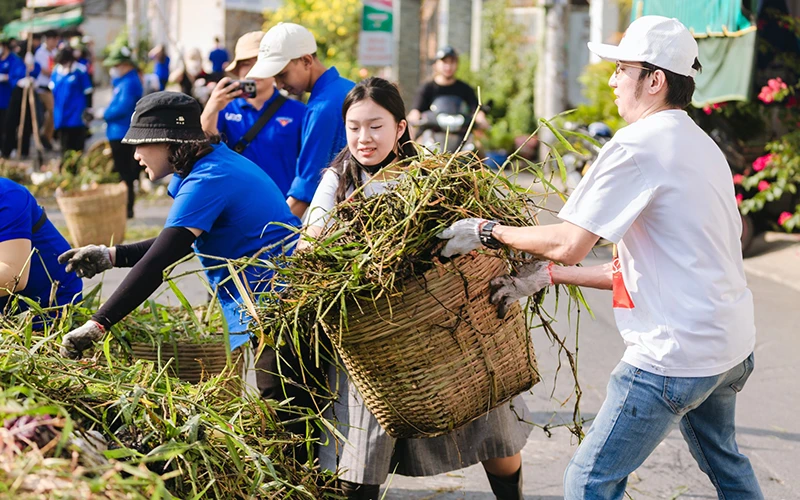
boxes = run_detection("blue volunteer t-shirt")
[155,56,170,90]
[0,179,82,312]
[289,66,355,203]
[217,90,305,197]
[165,143,300,332]
[50,63,92,129]
[209,48,229,73]
[104,69,144,141]
[0,53,23,109]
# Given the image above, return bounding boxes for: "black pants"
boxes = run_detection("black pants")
[2,87,36,158]
[59,127,86,157]
[253,336,330,465]
[110,140,140,214]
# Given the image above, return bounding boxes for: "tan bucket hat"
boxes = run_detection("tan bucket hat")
[225,31,265,73]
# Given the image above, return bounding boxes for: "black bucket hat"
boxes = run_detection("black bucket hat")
[122,91,206,145]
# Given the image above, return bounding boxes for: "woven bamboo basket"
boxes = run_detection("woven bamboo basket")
[55,182,127,247]
[130,340,245,386]
[330,252,539,439]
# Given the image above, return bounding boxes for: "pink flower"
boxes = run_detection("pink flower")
[778,211,793,226]
[736,193,744,205]
[758,180,771,192]
[752,154,773,172]
[712,102,724,110]
[758,88,774,104]
[768,77,787,91]
[733,174,744,185]
[703,105,713,115]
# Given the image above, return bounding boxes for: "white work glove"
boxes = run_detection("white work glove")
[24,52,35,67]
[58,245,113,278]
[489,260,553,318]
[16,77,31,89]
[0,74,8,83]
[60,320,106,359]
[437,218,487,258]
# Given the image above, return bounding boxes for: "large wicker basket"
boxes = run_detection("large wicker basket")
[331,252,539,439]
[130,340,244,386]
[55,182,127,247]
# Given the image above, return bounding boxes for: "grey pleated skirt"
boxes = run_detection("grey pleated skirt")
[318,361,534,485]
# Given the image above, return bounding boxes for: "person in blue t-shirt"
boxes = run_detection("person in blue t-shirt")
[0,178,82,316]
[208,37,229,76]
[247,22,355,218]
[0,38,22,151]
[58,92,300,359]
[2,42,41,159]
[103,45,144,218]
[149,44,170,91]
[201,31,305,197]
[50,46,93,161]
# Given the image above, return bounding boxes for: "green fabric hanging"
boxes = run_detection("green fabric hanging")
[632,0,755,34]
[693,30,757,106]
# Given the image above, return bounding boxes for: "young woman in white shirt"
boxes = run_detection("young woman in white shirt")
[304,77,530,500]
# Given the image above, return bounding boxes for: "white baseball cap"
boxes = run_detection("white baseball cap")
[588,16,699,78]
[246,23,317,79]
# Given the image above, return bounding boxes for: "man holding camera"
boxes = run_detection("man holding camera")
[201,31,305,197]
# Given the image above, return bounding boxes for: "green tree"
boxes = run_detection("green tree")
[264,0,363,82]
[0,0,27,35]
[458,0,537,151]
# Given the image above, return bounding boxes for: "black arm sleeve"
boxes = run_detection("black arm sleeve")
[92,227,196,329]
[114,238,157,267]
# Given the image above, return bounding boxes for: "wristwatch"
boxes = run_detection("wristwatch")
[479,220,503,249]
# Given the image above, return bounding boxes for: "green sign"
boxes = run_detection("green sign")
[362,4,393,33]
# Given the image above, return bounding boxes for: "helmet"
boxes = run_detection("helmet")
[588,122,612,138]
[435,45,458,61]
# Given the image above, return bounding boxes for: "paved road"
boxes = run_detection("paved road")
[43,173,800,499]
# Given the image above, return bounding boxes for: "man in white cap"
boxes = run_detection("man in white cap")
[247,22,354,218]
[438,16,763,499]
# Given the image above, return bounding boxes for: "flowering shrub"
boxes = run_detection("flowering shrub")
[737,130,800,231]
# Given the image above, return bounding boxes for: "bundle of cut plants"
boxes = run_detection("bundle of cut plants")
[258,151,570,439]
[0,303,338,499]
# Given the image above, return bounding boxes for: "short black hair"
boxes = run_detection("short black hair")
[637,58,703,108]
[54,46,75,65]
[168,135,220,177]
[43,30,58,38]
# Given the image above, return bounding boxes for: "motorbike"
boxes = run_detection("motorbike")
[414,95,476,153]
[561,121,612,191]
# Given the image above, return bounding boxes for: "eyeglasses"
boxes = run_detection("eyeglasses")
[614,61,652,76]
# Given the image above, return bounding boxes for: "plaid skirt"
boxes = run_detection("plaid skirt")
[318,361,533,485]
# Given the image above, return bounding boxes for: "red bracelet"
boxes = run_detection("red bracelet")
[91,320,105,333]
[546,261,555,285]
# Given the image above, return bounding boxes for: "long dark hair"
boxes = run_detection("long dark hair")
[329,77,416,203]
[169,134,221,177]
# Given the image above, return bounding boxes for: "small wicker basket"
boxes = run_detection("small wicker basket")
[330,252,539,439]
[55,182,127,247]
[130,340,244,386]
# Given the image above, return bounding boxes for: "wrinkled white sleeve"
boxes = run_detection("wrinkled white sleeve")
[306,169,340,229]
[558,141,654,244]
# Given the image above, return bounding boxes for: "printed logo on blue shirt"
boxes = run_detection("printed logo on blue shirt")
[276,117,293,127]
[225,112,243,122]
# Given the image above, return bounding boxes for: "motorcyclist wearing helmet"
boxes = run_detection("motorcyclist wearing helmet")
[407,46,490,134]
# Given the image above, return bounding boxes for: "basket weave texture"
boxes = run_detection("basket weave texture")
[331,252,539,439]
[130,341,244,385]
[55,182,127,247]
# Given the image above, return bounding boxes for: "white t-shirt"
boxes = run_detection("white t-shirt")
[34,45,55,89]
[307,166,396,228]
[558,109,755,377]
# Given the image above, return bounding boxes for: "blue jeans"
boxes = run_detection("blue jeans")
[564,353,762,499]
